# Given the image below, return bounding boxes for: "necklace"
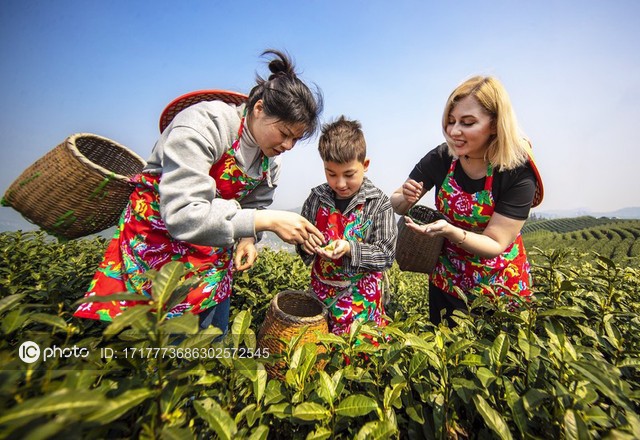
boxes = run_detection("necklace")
[463,155,485,161]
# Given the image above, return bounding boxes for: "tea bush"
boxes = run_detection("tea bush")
[0,230,639,439]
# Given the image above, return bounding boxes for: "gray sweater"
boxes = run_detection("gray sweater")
[144,100,281,247]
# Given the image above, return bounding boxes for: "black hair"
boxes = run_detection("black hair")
[246,49,323,140]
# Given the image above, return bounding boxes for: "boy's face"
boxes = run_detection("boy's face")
[324,158,370,199]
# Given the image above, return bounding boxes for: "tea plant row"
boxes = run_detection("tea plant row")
[0,231,639,439]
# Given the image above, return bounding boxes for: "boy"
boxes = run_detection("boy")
[297,116,397,335]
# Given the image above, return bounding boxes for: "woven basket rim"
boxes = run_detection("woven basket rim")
[66,133,146,181]
[408,205,442,224]
[159,89,248,133]
[271,290,328,323]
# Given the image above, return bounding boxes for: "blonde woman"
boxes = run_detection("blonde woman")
[391,76,543,325]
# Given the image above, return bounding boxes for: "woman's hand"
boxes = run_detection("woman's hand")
[405,213,526,259]
[404,217,450,237]
[255,210,325,247]
[402,179,424,204]
[315,239,350,260]
[391,178,424,214]
[234,237,258,271]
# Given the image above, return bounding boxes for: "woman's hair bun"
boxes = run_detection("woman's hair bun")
[263,49,295,79]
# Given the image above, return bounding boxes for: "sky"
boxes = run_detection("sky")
[1,0,639,217]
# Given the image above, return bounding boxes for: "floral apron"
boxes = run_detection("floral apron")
[431,159,532,299]
[310,204,385,335]
[74,117,269,321]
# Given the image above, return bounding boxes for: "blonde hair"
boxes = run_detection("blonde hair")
[442,76,529,170]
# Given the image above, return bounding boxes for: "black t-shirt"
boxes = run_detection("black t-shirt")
[334,196,354,213]
[408,143,536,220]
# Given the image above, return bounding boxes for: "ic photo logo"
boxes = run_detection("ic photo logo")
[19,341,41,363]
[17,341,90,364]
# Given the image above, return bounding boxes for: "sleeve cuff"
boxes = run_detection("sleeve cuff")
[230,208,257,241]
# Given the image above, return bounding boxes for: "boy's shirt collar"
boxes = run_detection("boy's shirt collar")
[312,177,377,214]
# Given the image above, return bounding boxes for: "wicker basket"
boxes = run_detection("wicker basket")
[159,89,248,133]
[257,290,329,379]
[1,133,146,240]
[395,205,447,274]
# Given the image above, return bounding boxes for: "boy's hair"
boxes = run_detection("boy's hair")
[318,116,366,163]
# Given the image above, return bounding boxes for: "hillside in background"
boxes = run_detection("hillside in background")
[521,217,640,263]
[521,215,639,234]
[535,206,640,219]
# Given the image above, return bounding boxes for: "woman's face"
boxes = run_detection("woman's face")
[249,100,306,157]
[445,95,495,158]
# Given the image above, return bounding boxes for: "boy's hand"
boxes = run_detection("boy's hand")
[316,239,350,260]
[300,236,319,255]
[234,237,258,271]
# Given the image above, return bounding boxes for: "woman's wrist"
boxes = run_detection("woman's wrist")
[454,229,467,246]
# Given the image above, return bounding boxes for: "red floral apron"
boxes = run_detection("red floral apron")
[431,159,532,299]
[74,116,269,321]
[310,204,385,335]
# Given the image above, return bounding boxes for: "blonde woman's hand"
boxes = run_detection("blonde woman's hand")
[404,217,450,237]
[234,237,258,271]
[402,179,424,204]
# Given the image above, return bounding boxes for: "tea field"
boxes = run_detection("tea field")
[0,225,639,439]
[522,216,640,263]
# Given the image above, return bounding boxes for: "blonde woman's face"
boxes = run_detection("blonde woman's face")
[445,95,495,158]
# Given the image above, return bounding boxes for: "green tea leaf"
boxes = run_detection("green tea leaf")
[264,380,286,406]
[193,398,237,440]
[0,390,104,426]
[2,308,30,334]
[28,313,68,330]
[503,380,528,435]
[161,312,199,335]
[161,426,195,440]
[335,394,379,418]
[408,352,428,378]
[248,425,270,440]
[564,409,590,440]
[232,309,252,348]
[472,394,513,440]
[477,367,497,388]
[103,305,152,337]
[87,388,155,423]
[446,339,474,358]
[149,261,186,307]
[306,426,332,440]
[264,402,292,419]
[292,402,330,421]
[0,293,24,315]
[316,370,337,405]
[523,388,551,413]
[490,333,509,366]
[383,381,406,411]
[539,307,586,319]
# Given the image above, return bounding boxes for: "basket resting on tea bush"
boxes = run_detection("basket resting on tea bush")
[0,231,639,438]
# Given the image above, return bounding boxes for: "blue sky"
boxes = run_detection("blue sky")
[1,0,639,216]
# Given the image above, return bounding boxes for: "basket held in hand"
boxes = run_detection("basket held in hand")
[2,133,146,240]
[257,290,329,380]
[395,205,447,274]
